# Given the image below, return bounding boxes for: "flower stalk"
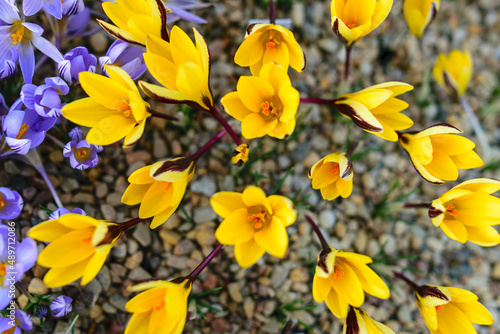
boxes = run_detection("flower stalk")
[403,203,431,209]
[344,44,353,82]
[191,129,228,162]
[187,243,224,282]
[208,106,241,145]
[459,96,491,163]
[305,215,329,250]
[393,271,419,291]
[269,0,275,24]
[299,97,333,106]
[147,108,179,122]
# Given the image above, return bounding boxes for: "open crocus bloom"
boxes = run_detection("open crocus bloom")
[28,214,125,287]
[429,178,500,246]
[334,82,414,141]
[140,26,213,111]
[433,49,472,97]
[416,285,494,333]
[125,278,192,334]
[211,186,297,268]
[399,124,483,184]
[330,0,393,46]
[62,65,151,148]
[234,23,305,75]
[221,63,299,139]
[309,152,353,201]
[312,247,390,319]
[403,0,440,38]
[122,157,195,229]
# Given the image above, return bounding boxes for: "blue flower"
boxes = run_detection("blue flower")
[21,77,69,117]
[0,226,37,310]
[0,187,23,220]
[0,309,33,333]
[50,295,73,317]
[63,139,103,170]
[1,102,56,155]
[23,0,63,20]
[99,40,146,80]
[62,0,84,17]
[66,7,90,38]
[68,127,83,142]
[35,305,48,319]
[58,46,96,84]
[48,207,87,220]
[0,1,63,83]
[0,48,18,80]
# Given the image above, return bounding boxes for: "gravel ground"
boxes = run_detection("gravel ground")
[2,0,500,333]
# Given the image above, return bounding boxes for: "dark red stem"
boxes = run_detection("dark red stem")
[305,215,330,250]
[209,106,241,145]
[188,243,224,282]
[121,217,147,230]
[344,44,353,82]
[393,271,419,291]
[269,0,275,24]
[403,203,431,209]
[300,97,334,106]
[191,129,227,162]
[147,108,179,122]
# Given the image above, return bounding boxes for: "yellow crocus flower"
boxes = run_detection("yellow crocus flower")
[210,186,297,268]
[234,23,305,75]
[331,0,393,46]
[429,178,500,246]
[416,285,494,333]
[309,152,353,201]
[231,143,249,166]
[98,0,168,45]
[27,214,124,287]
[312,247,390,319]
[62,65,150,148]
[433,49,473,97]
[221,63,299,139]
[343,307,395,333]
[399,124,483,184]
[334,82,414,141]
[125,278,192,334]
[139,26,213,111]
[122,157,194,229]
[403,0,440,38]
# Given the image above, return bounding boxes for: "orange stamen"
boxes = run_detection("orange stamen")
[445,204,458,216]
[260,101,272,116]
[343,16,357,29]
[118,101,132,117]
[248,212,266,230]
[0,196,4,209]
[77,148,87,158]
[81,232,94,244]
[11,27,24,45]
[329,165,339,175]
[436,305,443,314]
[15,123,29,139]
[333,265,344,280]
[154,301,165,312]
[266,35,280,52]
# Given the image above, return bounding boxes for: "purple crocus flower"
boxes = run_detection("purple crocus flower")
[68,127,83,142]
[0,48,18,80]
[63,139,102,170]
[62,0,84,16]
[0,187,23,220]
[99,40,147,80]
[165,0,211,24]
[65,7,90,38]
[23,0,63,20]
[48,207,87,220]
[21,77,69,117]
[0,1,63,84]
[0,226,37,310]
[0,309,33,333]
[36,305,48,318]
[58,46,96,84]
[50,295,73,317]
[1,105,56,155]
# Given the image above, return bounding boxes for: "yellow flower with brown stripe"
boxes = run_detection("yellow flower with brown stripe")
[403,0,440,38]
[309,152,353,201]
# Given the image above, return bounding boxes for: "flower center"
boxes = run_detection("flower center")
[266,34,280,53]
[0,195,4,209]
[154,301,165,312]
[436,305,443,314]
[10,21,31,45]
[445,204,458,216]
[0,263,6,285]
[81,231,94,244]
[343,16,357,29]
[118,101,132,118]
[75,147,90,162]
[329,165,339,175]
[2,326,15,334]
[333,265,344,280]
[260,101,281,119]
[161,181,172,192]
[247,206,270,231]
[15,123,29,139]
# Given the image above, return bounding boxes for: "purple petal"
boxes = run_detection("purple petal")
[21,22,43,36]
[57,59,72,83]
[0,1,20,23]
[0,59,17,79]
[45,77,69,95]
[75,139,90,149]
[18,43,35,84]
[9,98,24,112]
[168,6,207,24]
[0,287,13,310]
[14,310,32,331]
[63,141,76,157]
[5,137,31,155]
[2,110,24,136]
[121,58,146,80]
[20,84,37,109]
[62,0,84,16]
[106,40,129,60]
[23,0,44,17]
[48,208,71,220]
[31,36,63,62]
[66,7,90,37]
[68,127,83,141]
[15,238,37,271]
[44,0,63,19]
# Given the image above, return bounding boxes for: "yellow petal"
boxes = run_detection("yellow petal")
[221,92,252,121]
[453,300,494,325]
[124,311,150,334]
[62,98,117,127]
[123,118,148,148]
[126,287,166,312]
[28,220,72,242]
[128,165,153,185]
[437,303,476,333]
[465,226,500,247]
[440,219,468,243]
[210,192,245,218]
[330,261,364,307]
[214,208,254,245]
[79,71,129,109]
[37,228,94,268]
[312,274,331,303]
[267,195,296,227]
[234,239,265,268]
[150,206,177,229]
[325,288,349,319]
[347,260,390,299]
[254,216,288,258]
[43,256,92,287]
[237,76,274,112]
[86,115,136,146]
[242,186,272,214]
[139,180,175,218]
[81,252,107,285]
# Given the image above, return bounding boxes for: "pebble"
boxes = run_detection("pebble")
[95,182,108,198]
[61,178,80,192]
[112,243,127,258]
[109,293,128,312]
[190,176,217,197]
[166,255,189,269]
[72,193,94,204]
[319,210,336,229]
[173,239,197,255]
[100,203,116,221]
[132,223,152,247]
[125,251,143,269]
[227,282,243,303]
[84,279,102,306]
[195,223,217,247]
[28,277,48,295]
[243,299,255,319]
[193,206,217,224]
[128,267,153,281]
[54,322,81,334]
[160,230,182,245]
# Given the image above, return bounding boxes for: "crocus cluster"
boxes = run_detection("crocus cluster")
[21,77,69,117]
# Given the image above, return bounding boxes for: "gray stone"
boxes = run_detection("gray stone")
[133,223,152,247]
[84,279,102,306]
[128,267,153,281]
[190,176,216,197]
[109,293,128,312]
[100,203,116,221]
[193,206,217,224]
[173,239,197,255]
[319,210,336,229]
